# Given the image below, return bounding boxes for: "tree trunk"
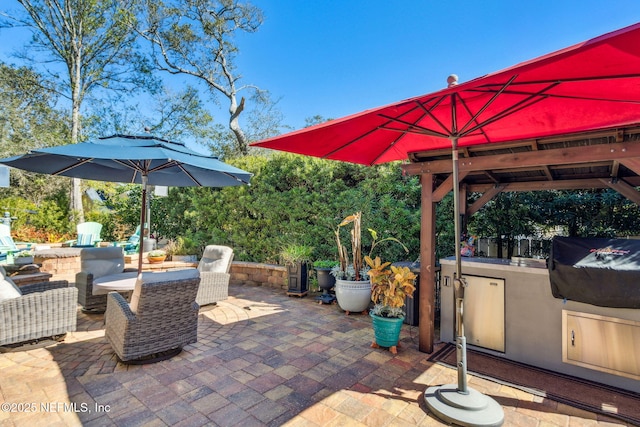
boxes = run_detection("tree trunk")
[70,55,84,223]
[229,95,248,154]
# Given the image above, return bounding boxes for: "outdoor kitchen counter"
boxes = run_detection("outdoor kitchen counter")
[439,256,640,393]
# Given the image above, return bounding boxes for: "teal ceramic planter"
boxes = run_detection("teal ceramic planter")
[370,312,404,348]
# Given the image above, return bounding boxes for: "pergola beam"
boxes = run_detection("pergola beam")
[433,171,469,202]
[467,178,640,193]
[401,141,640,176]
[600,178,640,206]
[467,185,506,216]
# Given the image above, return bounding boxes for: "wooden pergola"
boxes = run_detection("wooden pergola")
[401,125,640,353]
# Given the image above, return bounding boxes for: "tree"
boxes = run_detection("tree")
[0,62,71,204]
[137,0,270,155]
[85,85,216,143]
[6,0,150,222]
[469,192,539,258]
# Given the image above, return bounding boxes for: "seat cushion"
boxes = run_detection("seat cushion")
[198,257,228,273]
[81,247,125,279]
[92,271,138,295]
[0,277,21,301]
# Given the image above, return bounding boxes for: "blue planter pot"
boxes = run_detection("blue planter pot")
[370,312,405,348]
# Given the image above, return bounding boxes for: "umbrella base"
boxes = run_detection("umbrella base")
[424,384,504,426]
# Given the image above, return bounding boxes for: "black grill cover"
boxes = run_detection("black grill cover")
[549,237,640,308]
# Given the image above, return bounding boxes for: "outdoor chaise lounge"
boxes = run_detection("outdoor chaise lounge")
[104,269,200,363]
[0,266,77,346]
[75,246,137,313]
[196,245,234,306]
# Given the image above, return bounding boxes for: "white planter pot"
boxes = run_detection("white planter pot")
[335,279,371,314]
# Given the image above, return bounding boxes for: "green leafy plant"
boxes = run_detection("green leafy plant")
[148,249,166,257]
[365,255,416,318]
[333,212,411,281]
[16,250,33,257]
[313,260,338,269]
[280,244,314,265]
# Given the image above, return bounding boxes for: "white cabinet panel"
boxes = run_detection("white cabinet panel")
[463,275,505,352]
[563,310,640,380]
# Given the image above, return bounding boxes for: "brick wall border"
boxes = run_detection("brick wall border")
[230,261,287,290]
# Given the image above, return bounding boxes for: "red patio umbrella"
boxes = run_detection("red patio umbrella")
[252,22,640,426]
[254,23,640,166]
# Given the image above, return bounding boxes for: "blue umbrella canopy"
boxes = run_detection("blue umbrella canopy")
[0,134,252,187]
[0,134,252,274]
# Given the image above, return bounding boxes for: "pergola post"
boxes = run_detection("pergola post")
[419,173,437,353]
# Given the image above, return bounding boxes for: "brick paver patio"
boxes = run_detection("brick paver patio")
[0,284,632,426]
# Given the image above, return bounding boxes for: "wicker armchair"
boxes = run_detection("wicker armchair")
[76,247,137,313]
[0,271,77,346]
[105,269,200,363]
[196,245,234,306]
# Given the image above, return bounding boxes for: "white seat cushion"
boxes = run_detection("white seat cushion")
[0,277,21,301]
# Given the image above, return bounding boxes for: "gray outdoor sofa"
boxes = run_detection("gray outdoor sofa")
[0,267,77,346]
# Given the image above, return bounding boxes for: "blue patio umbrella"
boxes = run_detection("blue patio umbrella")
[0,134,252,275]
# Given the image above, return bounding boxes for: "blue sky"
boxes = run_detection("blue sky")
[1,1,639,134]
[233,0,639,130]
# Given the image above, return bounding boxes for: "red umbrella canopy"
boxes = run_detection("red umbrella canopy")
[253,23,640,165]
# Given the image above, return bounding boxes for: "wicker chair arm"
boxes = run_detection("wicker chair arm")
[19,280,70,294]
[75,271,94,284]
[199,271,230,284]
[0,286,77,309]
[105,292,137,324]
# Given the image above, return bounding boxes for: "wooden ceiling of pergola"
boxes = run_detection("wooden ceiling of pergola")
[401,126,640,209]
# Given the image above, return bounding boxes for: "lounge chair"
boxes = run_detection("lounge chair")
[116,226,141,255]
[0,266,77,346]
[196,245,234,306]
[66,221,103,247]
[104,269,200,363]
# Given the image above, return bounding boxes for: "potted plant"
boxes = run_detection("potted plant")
[366,255,416,354]
[280,243,314,296]
[313,260,338,304]
[332,212,410,315]
[163,237,199,262]
[331,212,372,314]
[14,250,34,265]
[147,249,167,263]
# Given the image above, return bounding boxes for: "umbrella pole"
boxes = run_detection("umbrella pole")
[424,137,504,426]
[451,138,469,394]
[137,175,148,282]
